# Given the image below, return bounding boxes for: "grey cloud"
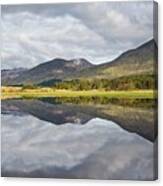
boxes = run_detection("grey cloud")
[2,115,154,179]
[1,1,154,69]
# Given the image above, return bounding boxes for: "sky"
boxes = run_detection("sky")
[1,1,154,69]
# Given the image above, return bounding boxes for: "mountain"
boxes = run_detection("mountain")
[2,58,93,85]
[72,39,157,80]
[1,68,27,85]
[1,39,157,86]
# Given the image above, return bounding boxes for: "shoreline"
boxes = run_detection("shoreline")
[1,88,156,99]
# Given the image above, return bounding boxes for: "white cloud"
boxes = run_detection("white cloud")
[2,115,154,179]
[1,2,154,69]
[2,12,111,68]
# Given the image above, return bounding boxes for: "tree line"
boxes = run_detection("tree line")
[53,74,156,90]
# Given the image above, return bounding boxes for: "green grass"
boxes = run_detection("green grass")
[1,87,156,99]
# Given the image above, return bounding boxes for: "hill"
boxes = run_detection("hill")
[1,68,27,85]
[2,58,93,85]
[72,39,157,80]
[1,39,157,87]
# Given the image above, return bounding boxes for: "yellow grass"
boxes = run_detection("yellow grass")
[1,86,156,99]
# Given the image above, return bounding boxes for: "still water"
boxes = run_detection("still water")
[1,98,157,180]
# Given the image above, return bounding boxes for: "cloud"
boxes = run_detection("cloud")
[1,2,154,69]
[2,115,154,179]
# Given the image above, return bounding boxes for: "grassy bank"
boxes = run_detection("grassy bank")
[1,86,156,99]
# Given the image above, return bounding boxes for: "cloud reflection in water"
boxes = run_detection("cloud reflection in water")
[1,114,154,180]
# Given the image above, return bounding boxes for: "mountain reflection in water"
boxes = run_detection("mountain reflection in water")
[1,97,157,180]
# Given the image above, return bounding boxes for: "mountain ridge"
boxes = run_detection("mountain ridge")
[2,58,93,85]
[71,39,157,80]
[1,39,157,86]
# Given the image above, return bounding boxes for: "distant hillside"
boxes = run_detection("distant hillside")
[2,58,93,85]
[72,39,157,80]
[1,68,27,85]
[1,39,157,86]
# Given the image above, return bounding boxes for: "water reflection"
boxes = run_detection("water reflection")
[2,98,157,141]
[1,98,157,180]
